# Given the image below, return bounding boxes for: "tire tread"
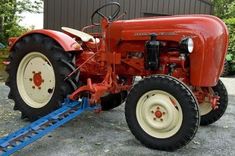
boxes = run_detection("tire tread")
[5,34,78,121]
[125,75,200,151]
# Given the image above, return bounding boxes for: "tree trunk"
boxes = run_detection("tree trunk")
[0,16,4,42]
[0,16,3,35]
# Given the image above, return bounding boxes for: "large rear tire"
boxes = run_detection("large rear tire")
[101,91,127,111]
[199,80,228,126]
[221,60,230,77]
[125,75,200,151]
[6,34,77,121]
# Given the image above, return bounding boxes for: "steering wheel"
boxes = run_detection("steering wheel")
[91,2,121,26]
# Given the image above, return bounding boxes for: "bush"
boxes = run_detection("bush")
[224,18,235,56]
[0,17,30,46]
[0,0,43,46]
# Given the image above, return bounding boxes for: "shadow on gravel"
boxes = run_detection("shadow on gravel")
[0,80,235,156]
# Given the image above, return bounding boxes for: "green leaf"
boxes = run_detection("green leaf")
[0,0,43,44]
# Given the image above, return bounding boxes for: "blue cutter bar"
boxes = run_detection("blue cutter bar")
[0,98,99,156]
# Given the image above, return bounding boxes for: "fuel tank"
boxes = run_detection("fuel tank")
[108,15,229,87]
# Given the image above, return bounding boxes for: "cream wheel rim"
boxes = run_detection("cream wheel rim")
[17,52,56,108]
[136,90,183,139]
[199,97,213,116]
[199,88,214,116]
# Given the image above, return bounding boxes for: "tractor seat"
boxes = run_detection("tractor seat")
[62,27,100,44]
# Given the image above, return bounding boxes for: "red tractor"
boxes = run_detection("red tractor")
[6,2,228,151]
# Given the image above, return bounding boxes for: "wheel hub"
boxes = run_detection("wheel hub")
[32,72,44,87]
[136,90,183,139]
[155,110,163,118]
[17,52,56,108]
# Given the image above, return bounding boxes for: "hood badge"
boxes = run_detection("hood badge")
[134,32,177,36]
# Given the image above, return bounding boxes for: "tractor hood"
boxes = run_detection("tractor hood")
[108,15,229,86]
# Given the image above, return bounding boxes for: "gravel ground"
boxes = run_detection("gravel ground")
[0,78,235,156]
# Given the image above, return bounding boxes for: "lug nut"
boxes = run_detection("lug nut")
[32,71,35,74]
[151,111,154,114]
[29,78,32,81]
[163,112,166,115]
[153,118,156,121]
[157,107,160,110]
[32,86,35,89]
[38,87,41,90]
[160,119,163,122]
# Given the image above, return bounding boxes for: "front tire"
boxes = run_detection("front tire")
[199,80,228,126]
[221,60,230,77]
[125,75,200,151]
[6,34,77,121]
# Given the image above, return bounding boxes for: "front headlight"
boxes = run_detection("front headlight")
[180,38,194,53]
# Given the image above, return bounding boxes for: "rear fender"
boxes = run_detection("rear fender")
[10,29,81,52]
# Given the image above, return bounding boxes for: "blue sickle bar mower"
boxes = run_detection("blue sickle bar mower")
[0,98,100,156]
